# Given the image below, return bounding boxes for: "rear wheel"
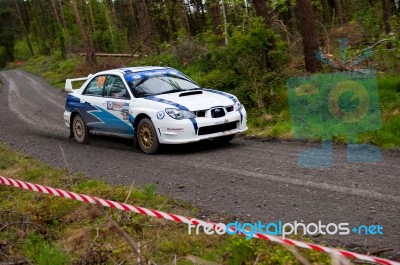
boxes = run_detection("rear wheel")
[72,114,88,144]
[137,118,159,154]
[214,134,235,143]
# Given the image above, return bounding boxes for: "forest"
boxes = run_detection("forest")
[0,0,399,146]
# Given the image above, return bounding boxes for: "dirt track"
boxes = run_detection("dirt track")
[0,70,399,259]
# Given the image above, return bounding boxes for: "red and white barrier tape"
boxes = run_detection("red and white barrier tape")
[0,175,398,265]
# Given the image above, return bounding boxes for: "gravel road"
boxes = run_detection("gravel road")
[0,70,399,259]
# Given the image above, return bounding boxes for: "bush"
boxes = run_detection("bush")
[14,40,34,61]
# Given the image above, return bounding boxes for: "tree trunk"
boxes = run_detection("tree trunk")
[127,0,138,36]
[288,0,297,31]
[14,0,34,56]
[320,0,331,24]
[179,0,190,33]
[50,0,69,57]
[209,0,222,36]
[296,0,319,73]
[252,0,271,27]
[58,0,67,28]
[334,0,345,25]
[382,0,392,48]
[136,0,154,51]
[221,0,228,45]
[71,0,96,66]
[192,0,206,30]
[382,0,392,33]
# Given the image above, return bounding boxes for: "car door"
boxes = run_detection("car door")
[100,75,134,136]
[80,75,109,132]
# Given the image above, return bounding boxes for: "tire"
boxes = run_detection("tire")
[214,134,235,143]
[72,114,89,144]
[137,118,159,154]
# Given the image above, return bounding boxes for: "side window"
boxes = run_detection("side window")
[104,75,130,99]
[83,76,106,96]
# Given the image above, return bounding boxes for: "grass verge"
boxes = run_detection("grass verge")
[0,143,335,264]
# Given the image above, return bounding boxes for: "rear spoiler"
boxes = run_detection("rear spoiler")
[65,74,93,92]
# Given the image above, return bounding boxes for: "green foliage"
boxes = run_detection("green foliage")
[0,143,24,170]
[23,234,69,265]
[356,75,400,147]
[14,40,34,61]
[143,183,157,200]
[365,116,400,147]
[130,52,181,69]
[378,75,400,108]
[353,4,382,37]
[20,54,82,89]
[224,236,254,264]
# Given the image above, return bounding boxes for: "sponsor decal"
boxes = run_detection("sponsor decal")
[107,101,129,111]
[107,101,113,109]
[215,119,229,125]
[106,102,130,121]
[157,111,165,119]
[121,109,129,120]
[166,128,184,131]
[124,70,185,83]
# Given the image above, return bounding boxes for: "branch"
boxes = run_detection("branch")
[346,39,389,66]
[103,212,145,265]
[283,245,312,265]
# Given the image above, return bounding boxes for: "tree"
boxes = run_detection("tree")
[136,0,154,51]
[296,0,319,72]
[381,0,392,34]
[14,0,34,57]
[71,0,96,65]
[208,0,223,43]
[0,8,17,67]
[334,0,345,25]
[127,0,138,37]
[252,0,271,27]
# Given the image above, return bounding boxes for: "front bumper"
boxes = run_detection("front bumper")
[156,109,247,144]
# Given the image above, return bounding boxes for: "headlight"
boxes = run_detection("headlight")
[235,101,243,111]
[165,108,195,120]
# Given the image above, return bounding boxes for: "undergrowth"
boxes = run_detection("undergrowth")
[0,143,335,264]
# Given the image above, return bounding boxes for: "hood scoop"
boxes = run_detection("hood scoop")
[179,90,203,97]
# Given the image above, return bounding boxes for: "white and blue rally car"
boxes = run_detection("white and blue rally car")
[64,66,247,154]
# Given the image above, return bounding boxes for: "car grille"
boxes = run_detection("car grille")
[193,110,206,117]
[198,121,237,135]
[193,106,234,118]
[226,106,234,112]
[211,108,225,118]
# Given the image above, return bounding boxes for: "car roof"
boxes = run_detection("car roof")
[96,66,170,76]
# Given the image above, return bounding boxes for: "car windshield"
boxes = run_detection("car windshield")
[128,75,201,98]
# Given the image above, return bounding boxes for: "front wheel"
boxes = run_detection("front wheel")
[72,114,88,144]
[137,118,159,154]
[214,134,235,143]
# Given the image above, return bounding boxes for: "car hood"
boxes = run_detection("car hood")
[145,90,237,110]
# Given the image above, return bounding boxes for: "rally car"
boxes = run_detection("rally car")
[64,66,247,154]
